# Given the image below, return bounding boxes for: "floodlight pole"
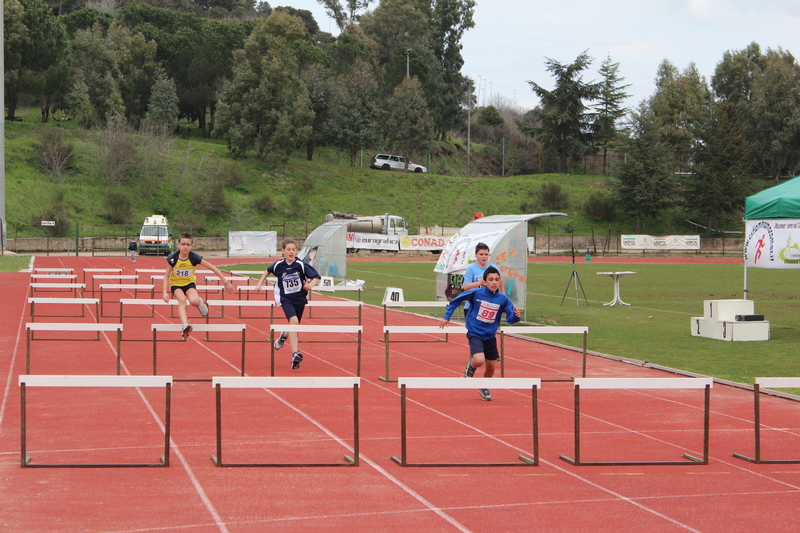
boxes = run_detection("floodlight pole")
[406,49,411,79]
[467,79,471,178]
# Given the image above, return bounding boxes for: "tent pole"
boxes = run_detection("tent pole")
[743,264,748,300]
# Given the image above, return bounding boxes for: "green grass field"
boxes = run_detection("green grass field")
[226,258,799,386]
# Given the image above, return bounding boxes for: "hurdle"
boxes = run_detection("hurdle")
[28,297,100,321]
[236,285,273,301]
[83,268,122,287]
[26,323,123,374]
[201,299,275,321]
[307,285,363,318]
[90,275,139,296]
[30,274,78,281]
[19,375,172,468]
[383,300,448,327]
[151,323,247,380]
[301,300,363,322]
[34,268,74,275]
[733,377,800,464]
[380,325,467,382]
[559,377,713,466]
[391,377,540,467]
[210,376,360,467]
[99,284,155,317]
[268,324,363,376]
[29,283,85,298]
[499,326,589,378]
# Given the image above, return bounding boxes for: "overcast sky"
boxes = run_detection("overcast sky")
[287,1,800,112]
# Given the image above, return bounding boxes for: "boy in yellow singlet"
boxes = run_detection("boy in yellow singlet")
[162,233,235,338]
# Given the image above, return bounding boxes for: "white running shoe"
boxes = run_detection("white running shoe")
[274,332,287,350]
[198,298,209,317]
[182,323,193,339]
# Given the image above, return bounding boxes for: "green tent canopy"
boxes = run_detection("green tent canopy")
[745,175,800,219]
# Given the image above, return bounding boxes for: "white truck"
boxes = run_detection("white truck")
[137,215,172,256]
[324,212,457,253]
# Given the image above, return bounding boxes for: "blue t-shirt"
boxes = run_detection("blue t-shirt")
[462,262,499,310]
[444,286,519,340]
[268,258,321,305]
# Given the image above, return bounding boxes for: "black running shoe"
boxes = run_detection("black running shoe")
[464,360,476,378]
[291,352,303,370]
[479,388,492,401]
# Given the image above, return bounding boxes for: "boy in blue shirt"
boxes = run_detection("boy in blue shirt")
[255,238,321,370]
[440,266,520,401]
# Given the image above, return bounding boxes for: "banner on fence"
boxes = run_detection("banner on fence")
[400,235,448,251]
[744,219,800,269]
[621,235,700,250]
[228,231,277,255]
[346,232,400,250]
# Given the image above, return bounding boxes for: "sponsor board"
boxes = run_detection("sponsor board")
[621,235,700,250]
[744,219,800,269]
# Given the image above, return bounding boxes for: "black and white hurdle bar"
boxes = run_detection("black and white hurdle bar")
[499,326,589,378]
[211,376,360,467]
[391,377,540,467]
[19,375,172,468]
[559,377,713,466]
[733,377,800,464]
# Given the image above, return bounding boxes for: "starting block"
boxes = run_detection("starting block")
[391,377,540,467]
[211,376,360,467]
[19,374,172,468]
[733,377,800,464]
[559,377,713,466]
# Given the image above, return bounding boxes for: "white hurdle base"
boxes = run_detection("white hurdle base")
[559,377,713,466]
[392,377,541,467]
[733,377,800,464]
[19,374,172,468]
[211,376,360,467]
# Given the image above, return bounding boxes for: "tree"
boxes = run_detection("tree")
[147,67,180,133]
[325,59,381,166]
[301,64,333,161]
[317,0,373,31]
[517,51,600,173]
[685,102,753,234]
[745,48,800,183]
[649,60,712,171]
[216,12,314,160]
[613,102,676,232]
[477,105,503,127]
[711,42,765,107]
[593,55,630,175]
[386,76,433,170]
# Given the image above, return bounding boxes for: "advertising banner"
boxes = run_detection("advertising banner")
[744,219,800,268]
[400,235,448,251]
[434,230,506,274]
[346,232,400,250]
[621,235,700,250]
[228,231,277,255]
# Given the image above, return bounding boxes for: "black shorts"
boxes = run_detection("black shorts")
[280,300,306,322]
[468,335,499,361]
[171,283,196,296]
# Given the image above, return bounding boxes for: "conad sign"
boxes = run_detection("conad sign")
[401,235,448,251]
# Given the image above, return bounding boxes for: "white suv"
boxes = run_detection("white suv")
[370,153,427,173]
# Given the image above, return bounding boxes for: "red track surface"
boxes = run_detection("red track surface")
[1,255,799,532]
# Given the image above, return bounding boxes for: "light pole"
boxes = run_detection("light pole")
[406,49,412,78]
[467,79,471,177]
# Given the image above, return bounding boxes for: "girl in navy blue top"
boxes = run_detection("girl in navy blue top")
[255,238,321,370]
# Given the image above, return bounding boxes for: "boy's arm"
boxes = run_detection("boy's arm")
[162,267,173,302]
[254,267,271,293]
[304,277,320,291]
[200,260,235,294]
[440,289,473,327]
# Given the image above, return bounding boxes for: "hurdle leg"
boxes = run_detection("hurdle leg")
[356,330,362,377]
[240,329,246,376]
[380,330,394,382]
[391,384,408,466]
[559,384,581,465]
[212,383,223,466]
[26,328,32,374]
[152,329,158,375]
[116,329,122,375]
[163,383,171,467]
[582,331,588,378]
[500,331,505,378]
[682,384,710,464]
[21,383,28,466]
[347,383,359,465]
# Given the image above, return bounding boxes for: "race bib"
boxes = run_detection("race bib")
[476,300,500,324]
[282,272,302,294]
[174,268,192,278]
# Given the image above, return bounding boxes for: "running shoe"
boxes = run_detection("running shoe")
[464,360,476,378]
[198,298,209,317]
[291,352,303,370]
[182,323,193,339]
[479,388,492,401]
[274,332,287,350]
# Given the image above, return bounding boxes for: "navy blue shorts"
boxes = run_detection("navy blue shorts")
[171,283,197,296]
[280,300,306,322]
[468,335,499,361]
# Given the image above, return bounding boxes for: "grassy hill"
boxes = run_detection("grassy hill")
[5,107,719,240]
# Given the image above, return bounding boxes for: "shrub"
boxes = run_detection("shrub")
[35,128,75,184]
[583,192,616,221]
[105,188,134,224]
[537,182,568,209]
[252,193,277,213]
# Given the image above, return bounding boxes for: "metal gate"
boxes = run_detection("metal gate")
[91,225,139,257]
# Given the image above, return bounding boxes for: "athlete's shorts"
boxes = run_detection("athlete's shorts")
[171,283,196,296]
[467,335,499,361]
[280,300,306,322]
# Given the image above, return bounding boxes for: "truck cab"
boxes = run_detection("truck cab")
[137,215,172,256]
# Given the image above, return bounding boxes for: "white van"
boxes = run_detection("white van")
[137,215,172,256]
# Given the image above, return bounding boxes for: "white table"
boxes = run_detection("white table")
[597,271,636,306]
